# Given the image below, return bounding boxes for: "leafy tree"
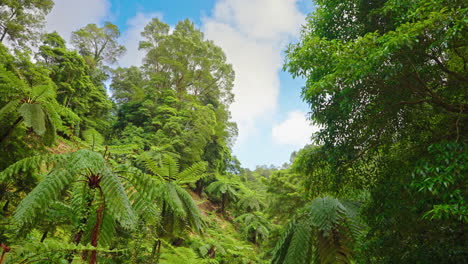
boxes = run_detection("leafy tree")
[71,22,126,67]
[37,32,112,134]
[272,197,361,264]
[0,0,54,46]
[265,170,307,221]
[284,0,467,262]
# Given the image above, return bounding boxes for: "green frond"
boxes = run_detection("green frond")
[0,99,20,119]
[31,84,56,101]
[105,144,139,155]
[175,184,204,233]
[0,154,61,182]
[283,220,314,264]
[6,238,123,263]
[272,196,362,264]
[13,167,75,226]
[272,220,297,264]
[160,242,206,264]
[120,168,159,223]
[18,102,46,135]
[237,194,264,212]
[100,168,137,229]
[176,161,207,184]
[163,155,179,179]
[82,128,105,149]
[160,182,186,218]
[206,179,239,201]
[140,154,167,179]
[43,110,57,146]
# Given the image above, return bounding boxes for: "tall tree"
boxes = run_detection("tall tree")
[0,0,54,46]
[71,22,126,67]
[284,0,467,262]
[37,32,112,134]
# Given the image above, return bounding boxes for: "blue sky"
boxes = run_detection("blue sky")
[45,0,317,169]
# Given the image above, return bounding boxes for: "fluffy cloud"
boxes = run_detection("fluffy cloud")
[119,12,163,68]
[202,0,305,141]
[45,0,110,42]
[272,111,319,146]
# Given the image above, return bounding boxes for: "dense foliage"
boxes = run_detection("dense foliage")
[0,0,466,263]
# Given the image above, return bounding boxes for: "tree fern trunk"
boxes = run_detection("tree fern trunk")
[221,193,227,214]
[68,189,94,263]
[195,180,204,196]
[2,200,9,216]
[40,229,48,242]
[89,189,106,264]
[150,239,157,264]
[155,240,162,264]
[0,117,22,145]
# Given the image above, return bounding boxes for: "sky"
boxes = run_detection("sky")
[45,0,318,169]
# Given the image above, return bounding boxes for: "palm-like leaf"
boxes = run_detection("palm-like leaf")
[235,212,271,244]
[139,153,206,237]
[271,196,361,264]
[7,149,137,234]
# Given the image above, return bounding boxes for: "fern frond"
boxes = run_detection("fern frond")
[140,154,167,179]
[164,155,179,179]
[272,196,362,264]
[105,144,139,155]
[43,110,57,146]
[0,154,61,182]
[31,84,56,100]
[176,161,206,184]
[0,99,20,119]
[175,184,204,233]
[100,168,137,229]
[82,128,105,149]
[6,238,123,264]
[18,102,46,135]
[13,167,75,226]
[283,220,313,264]
[161,182,186,218]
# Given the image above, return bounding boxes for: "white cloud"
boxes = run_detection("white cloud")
[119,12,163,68]
[272,111,319,146]
[45,0,110,42]
[202,0,305,142]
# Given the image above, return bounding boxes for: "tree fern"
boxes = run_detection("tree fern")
[237,192,264,212]
[234,212,271,244]
[271,196,362,264]
[2,149,138,261]
[136,154,206,263]
[1,83,63,146]
[206,175,240,214]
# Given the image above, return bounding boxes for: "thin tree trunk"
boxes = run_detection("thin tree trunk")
[89,189,106,264]
[155,240,162,264]
[221,193,227,214]
[150,239,160,264]
[0,244,10,264]
[195,180,204,196]
[67,191,94,263]
[0,117,22,145]
[2,200,9,216]
[208,246,216,258]
[40,229,49,242]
